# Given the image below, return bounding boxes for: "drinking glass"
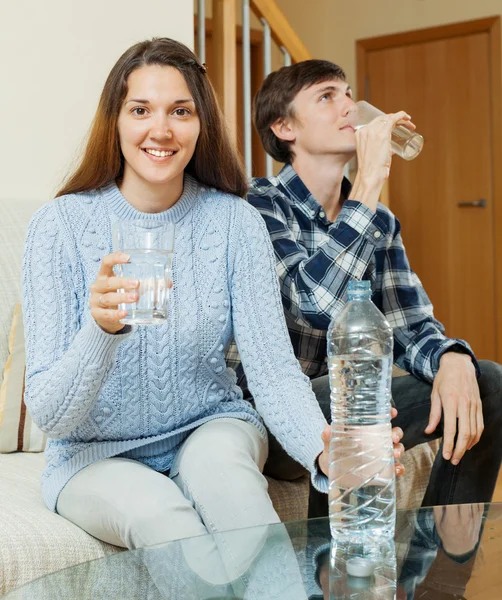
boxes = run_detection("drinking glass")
[113,220,175,325]
[355,100,424,161]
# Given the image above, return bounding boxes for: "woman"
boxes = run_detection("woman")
[22,38,331,552]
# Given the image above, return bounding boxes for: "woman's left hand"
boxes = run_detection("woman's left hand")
[318,408,405,478]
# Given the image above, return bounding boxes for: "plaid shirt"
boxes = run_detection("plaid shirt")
[227,164,478,389]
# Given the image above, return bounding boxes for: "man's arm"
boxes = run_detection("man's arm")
[379,216,484,463]
[247,188,391,330]
[379,217,479,383]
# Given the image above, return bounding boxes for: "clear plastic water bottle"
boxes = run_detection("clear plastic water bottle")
[329,539,397,599]
[327,280,395,549]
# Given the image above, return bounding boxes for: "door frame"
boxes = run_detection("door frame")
[356,16,502,362]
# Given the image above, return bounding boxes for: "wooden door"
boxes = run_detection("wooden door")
[361,28,497,360]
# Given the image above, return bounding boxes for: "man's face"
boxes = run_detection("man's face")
[286,78,357,161]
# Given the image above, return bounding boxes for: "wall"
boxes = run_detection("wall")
[275,0,502,95]
[0,0,194,202]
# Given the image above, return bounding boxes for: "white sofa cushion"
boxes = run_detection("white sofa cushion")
[0,198,47,382]
[0,452,120,595]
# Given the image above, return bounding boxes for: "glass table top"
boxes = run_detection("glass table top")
[5,502,502,599]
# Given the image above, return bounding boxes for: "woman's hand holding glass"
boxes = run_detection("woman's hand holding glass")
[90,252,139,334]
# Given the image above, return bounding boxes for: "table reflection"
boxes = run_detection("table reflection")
[5,504,495,600]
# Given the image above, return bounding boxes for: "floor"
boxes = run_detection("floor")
[464,500,502,599]
[492,469,502,503]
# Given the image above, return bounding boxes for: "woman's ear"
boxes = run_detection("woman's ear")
[270,117,296,143]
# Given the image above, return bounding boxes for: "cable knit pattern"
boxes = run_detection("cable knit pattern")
[22,175,328,512]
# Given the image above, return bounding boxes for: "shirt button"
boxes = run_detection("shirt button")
[319,210,325,218]
[374,231,382,239]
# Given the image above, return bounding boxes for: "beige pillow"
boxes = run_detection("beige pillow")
[0,305,46,453]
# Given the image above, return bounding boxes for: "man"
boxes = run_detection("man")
[228,59,502,512]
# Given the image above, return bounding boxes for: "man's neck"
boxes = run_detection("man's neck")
[290,154,349,222]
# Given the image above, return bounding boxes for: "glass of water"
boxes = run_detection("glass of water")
[113,220,175,325]
[355,100,424,161]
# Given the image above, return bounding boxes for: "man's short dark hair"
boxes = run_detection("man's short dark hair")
[253,59,346,164]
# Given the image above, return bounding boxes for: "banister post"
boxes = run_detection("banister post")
[212,0,237,142]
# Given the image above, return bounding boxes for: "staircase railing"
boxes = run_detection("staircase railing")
[197,0,311,177]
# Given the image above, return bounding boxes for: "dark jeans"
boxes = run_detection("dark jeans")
[263,360,502,518]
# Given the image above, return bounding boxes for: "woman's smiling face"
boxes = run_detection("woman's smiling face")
[117,64,201,190]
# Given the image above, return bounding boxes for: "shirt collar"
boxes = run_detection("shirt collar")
[275,163,352,224]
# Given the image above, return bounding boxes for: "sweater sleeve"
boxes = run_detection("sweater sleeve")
[22,203,130,438]
[230,202,328,492]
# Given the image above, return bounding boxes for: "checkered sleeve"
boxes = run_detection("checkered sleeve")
[377,215,479,382]
[248,191,391,330]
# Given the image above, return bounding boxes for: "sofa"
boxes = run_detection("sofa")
[0,197,438,596]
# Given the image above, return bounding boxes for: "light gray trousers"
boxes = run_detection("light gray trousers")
[57,418,278,547]
[57,418,308,598]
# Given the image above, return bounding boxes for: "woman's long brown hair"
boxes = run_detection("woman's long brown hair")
[57,38,248,198]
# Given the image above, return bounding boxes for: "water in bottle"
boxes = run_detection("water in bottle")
[327,280,395,551]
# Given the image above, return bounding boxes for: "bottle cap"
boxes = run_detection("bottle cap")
[347,280,371,299]
[346,557,376,578]
[348,280,370,292]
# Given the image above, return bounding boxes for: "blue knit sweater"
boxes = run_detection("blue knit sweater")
[22,175,328,511]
